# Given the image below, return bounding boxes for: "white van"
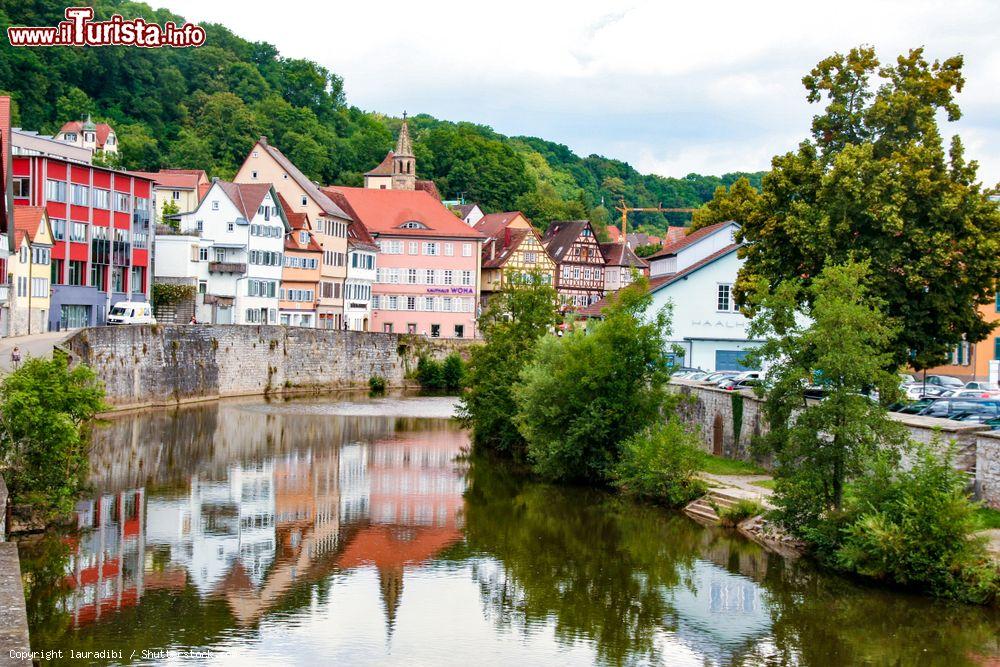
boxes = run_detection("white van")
[107,301,156,325]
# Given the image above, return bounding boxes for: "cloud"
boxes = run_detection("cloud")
[161,0,1000,182]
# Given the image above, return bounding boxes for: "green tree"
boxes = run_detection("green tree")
[514,278,675,483]
[747,261,908,541]
[459,273,559,459]
[116,122,160,171]
[0,357,105,519]
[54,86,91,122]
[690,177,760,231]
[736,47,1000,370]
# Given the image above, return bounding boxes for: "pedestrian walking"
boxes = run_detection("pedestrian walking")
[10,345,21,370]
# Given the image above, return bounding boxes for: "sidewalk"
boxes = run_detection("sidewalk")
[0,330,72,373]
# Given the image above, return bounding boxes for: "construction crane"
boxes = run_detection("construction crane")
[615,197,696,239]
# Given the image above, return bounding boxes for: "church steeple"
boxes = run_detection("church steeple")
[392,112,416,191]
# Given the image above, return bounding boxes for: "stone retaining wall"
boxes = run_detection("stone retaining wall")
[62,324,476,409]
[669,379,1000,508]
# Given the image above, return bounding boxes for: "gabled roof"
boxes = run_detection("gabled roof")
[600,242,648,268]
[12,206,48,247]
[579,243,741,318]
[347,219,379,252]
[453,203,480,219]
[646,221,735,260]
[483,228,530,268]
[323,187,484,239]
[277,193,323,253]
[58,120,114,147]
[475,211,526,239]
[543,220,602,262]
[215,182,272,221]
[252,137,352,220]
[126,169,206,190]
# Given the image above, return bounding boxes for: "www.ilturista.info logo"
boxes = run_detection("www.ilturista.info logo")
[7,7,206,48]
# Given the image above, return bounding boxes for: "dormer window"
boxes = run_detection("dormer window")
[64,132,77,142]
[399,221,428,230]
[299,231,309,244]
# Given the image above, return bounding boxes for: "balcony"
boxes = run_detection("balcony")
[209,262,247,274]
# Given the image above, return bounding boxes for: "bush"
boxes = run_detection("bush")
[612,418,707,507]
[718,499,766,527]
[832,443,997,605]
[368,375,387,395]
[0,358,105,519]
[441,353,465,391]
[416,354,465,392]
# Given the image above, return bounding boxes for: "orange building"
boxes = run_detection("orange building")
[920,300,1000,382]
[278,194,322,327]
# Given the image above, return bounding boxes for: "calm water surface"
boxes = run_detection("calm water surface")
[17,394,1000,666]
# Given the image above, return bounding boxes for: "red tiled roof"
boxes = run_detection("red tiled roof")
[607,225,621,243]
[663,226,686,245]
[543,220,603,262]
[366,151,395,176]
[198,182,212,202]
[579,243,740,318]
[646,221,733,260]
[215,182,272,221]
[475,211,526,239]
[483,228,530,268]
[277,192,323,253]
[323,187,484,239]
[58,120,114,148]
[600,242,648,268]
[12,206,46,244]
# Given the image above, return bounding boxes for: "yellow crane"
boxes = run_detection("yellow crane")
[615,198,696,238]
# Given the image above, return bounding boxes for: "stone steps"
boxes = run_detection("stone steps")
[683,489,751,524]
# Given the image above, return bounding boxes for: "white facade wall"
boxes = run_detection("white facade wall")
[345,248,376,331]
[650,223,738,278]
[647,250,758,371]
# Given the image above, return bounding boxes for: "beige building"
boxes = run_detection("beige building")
[236,138,352,328]
[2,207,54,336]
[54,115,118,156]
[127,169,209,224]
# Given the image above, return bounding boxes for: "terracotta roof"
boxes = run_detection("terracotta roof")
[475,211,526,239]
[58,120,114,147]
[415,179,442,200]
[664,226,686,245]
[646,221,733,260]
[366,151,395,176]
[483,228,530,268]
[255,137,352,220]
[347,219,379,252]
[12,206,47,244]
[198,182,212,201]
[579,243,740,318]
[323,187,484,239]
[127,170,203,190]
[607,225,621,243]
[600,242,648,268]
[215,181,272,221]
[543,220,602,262]
[276,193,323,253]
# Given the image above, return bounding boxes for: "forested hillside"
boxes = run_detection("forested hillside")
[1,0,763,233]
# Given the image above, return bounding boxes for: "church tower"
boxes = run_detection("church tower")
[391,113,416,191]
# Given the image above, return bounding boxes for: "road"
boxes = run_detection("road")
[0,330,73,373]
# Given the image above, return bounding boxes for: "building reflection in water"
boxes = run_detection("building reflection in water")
[57,401,469,631]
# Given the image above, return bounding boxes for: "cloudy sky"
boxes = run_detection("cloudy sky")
[160,0,1000,185]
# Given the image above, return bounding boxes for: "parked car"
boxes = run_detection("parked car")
[964,381,997,391]
[700,371,740,384]
[719,378,760,391]
[921,375,965,389]
[917,398,1000,420]
[682,372,710,381]
[891,397,936,414]
[901,383,950,400]
[107,301,156,325]
[954,388,1000,399]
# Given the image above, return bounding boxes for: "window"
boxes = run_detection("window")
[444,270,453,285]
[408,241,419,255]
[71,184,89,205]
[461,270,472,286]
[215,248,226,262]
[51,219,66,240]
[90,263,105,290]
[442,297,453,312]
[172,191,180,200]
[64,132,78,142]
[462,243,472,257]
[51,259,63,284]
[383,323,393,333]
[252,150,259,158]
[111,266,125,293]
[70,222,88,243]
[211,201,219,211]
[115,192,131,212]
[198,247,209,261]
[525,252,536,263]
[388,296,398,310]
[13,177,30,198]
[444,242,454,256]
[406,296,416,310]
[68,260,85,286]
[423,297,435,311]
[717,284,733,312]
[400,221,428,229]
[130,266,144,293]
[431,324,441,338]
[423,242,438,256]
[247,279,277,297]
[91,188,110,209]
[301,195,308,206]
[407,268,417,284]
[455,324,465,338]
[299,231,309,244]
[198,280,207,294]
[46,179,67,202]
[251,170,258,179]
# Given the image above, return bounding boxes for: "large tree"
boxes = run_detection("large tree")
[690,176,760,231]
[735,47,1000,369]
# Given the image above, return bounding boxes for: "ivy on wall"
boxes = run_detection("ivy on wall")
[151,283,196,309]
[731,392,744,445]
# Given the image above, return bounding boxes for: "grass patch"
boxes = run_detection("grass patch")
[751,479,776,490]
[717,499,766,527]
[695,453,767,476]
[972,507,1000,531]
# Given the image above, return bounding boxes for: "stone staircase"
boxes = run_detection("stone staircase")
[684,488,748,525]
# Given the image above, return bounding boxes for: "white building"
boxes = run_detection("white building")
[345,221,377,331]
[583,221,759,372]
[155,181,288,325]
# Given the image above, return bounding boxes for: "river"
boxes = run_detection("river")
[15,394,1000,666]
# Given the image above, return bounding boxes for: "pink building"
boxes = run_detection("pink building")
[325,187,483,338]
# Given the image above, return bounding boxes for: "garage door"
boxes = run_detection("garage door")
[715,350,753,371]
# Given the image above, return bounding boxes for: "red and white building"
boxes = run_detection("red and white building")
[5,99,153,329]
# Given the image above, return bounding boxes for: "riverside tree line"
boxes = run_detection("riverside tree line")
[460,46,1000,605]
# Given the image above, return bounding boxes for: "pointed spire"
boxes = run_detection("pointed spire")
[83,113,96,131]
[395,112,413,158]
[378,565,404,641]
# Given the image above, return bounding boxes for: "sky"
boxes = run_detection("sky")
[158,0,1000,185]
